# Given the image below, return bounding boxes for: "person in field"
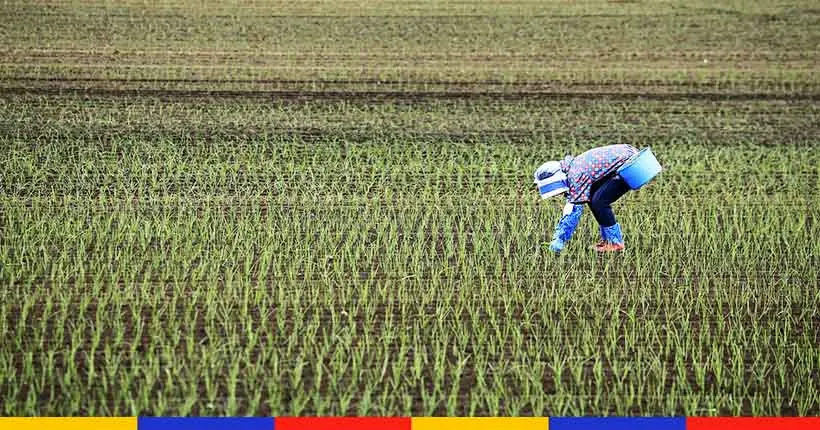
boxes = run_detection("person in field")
[534,144,639,253]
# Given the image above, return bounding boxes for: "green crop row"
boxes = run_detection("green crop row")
[4,7,819,54]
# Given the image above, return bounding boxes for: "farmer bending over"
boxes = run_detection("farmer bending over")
[534,144,639,253]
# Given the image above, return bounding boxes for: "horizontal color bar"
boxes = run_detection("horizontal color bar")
[7,416,819,430]
[0,418,136,430]
[138,417,273,430]
[275,417,411,430]
[687,417,820,430]
[412,417,549,429]
[550,417,685,430]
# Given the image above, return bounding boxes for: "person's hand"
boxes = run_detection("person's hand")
[548,238,564,253]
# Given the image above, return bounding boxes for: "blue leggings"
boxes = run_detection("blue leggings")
[588,175,631,227]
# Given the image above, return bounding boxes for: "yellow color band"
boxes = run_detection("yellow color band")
[0,417,137,430]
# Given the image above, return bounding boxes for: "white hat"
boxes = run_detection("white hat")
[533,161,569,199]
[533,161,561,183]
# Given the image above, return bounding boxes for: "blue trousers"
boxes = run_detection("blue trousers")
[588,174,631,227]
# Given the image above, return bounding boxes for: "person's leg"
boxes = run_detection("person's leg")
[588,175,631,227]
[588,175,630,250]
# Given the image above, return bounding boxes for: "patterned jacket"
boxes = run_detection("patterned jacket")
[559,144,638,204]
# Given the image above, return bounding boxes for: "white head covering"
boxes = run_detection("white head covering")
[533,161,561,182]
[533,161,569,199]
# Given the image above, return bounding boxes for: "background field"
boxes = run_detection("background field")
[1,0,819,417]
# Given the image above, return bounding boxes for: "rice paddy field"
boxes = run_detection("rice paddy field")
[1,0,819,418]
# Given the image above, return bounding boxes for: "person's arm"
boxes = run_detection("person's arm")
[549,201,584,253]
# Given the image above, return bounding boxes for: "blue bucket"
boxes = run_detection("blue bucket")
[618,148,662,190]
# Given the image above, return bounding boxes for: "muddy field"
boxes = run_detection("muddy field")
[1,0,819,417]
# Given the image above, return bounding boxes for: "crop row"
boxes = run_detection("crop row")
[2,199,816,282]
[2,136,816,199]
[3,272,818,417]
[2,66,818,94]
[4,7,818,55]
[4,96,817,128]
[4,0,817,17]
[2,95,816,150]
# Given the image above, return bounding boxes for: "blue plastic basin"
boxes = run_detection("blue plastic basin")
[618,148,662,190]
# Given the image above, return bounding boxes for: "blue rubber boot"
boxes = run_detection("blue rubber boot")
[595,223,624,252]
